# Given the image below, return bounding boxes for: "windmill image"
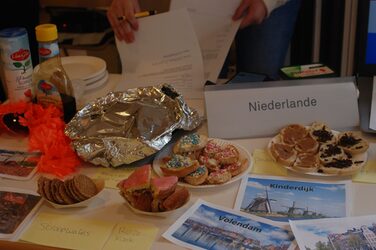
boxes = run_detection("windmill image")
[243,188,276,214]
[282,201,305,216]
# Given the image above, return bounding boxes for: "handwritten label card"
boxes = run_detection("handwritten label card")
[20,212,114,250]
[103,222,158,250]
[93,168,137,189]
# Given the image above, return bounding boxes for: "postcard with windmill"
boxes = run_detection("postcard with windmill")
[163,199,297,250]
[234,175,350,223]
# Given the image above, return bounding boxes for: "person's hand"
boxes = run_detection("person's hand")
[107,0,141,43]
[232,0,267,29]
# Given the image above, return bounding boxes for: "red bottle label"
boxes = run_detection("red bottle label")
[39,47,51,57]
[10,48,30,61]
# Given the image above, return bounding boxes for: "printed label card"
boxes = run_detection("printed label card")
[290,214,376,250]
[234,175,350,223]
[20,212,114,250]
[92,167,138,189]
[0,188,42,240]
[163,199,296,250]
[0,149,40,180]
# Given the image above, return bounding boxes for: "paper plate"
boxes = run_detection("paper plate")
[153,138,253,189]
[61,56,107,80]
[84,70,109,92]
[44,179,105,209]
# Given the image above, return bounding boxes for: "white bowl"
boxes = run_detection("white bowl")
[44,179,105,209]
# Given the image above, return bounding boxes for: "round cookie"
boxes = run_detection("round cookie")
[161,154,200,177]
[173,133,208,154]
[214,144,239,165]
[207,169,232,184]
[184,165,208,185]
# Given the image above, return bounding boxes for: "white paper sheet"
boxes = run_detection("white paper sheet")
[163,199,296,250]
[234,175,351,225]
[290,214,376,250]
[115,9,205,99]
[170,0,241,82]
[369,76,376,129]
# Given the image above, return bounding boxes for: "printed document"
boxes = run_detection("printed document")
[369,76,376,129]
[115,9,205,99]
[170,0,241,82]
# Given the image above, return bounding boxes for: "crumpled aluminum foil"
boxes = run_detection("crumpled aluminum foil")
[65,84,201,167]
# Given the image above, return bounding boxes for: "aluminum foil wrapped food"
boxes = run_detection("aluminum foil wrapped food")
[65,84,201,167]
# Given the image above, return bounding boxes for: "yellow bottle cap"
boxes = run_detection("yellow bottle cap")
[35,24,58,42]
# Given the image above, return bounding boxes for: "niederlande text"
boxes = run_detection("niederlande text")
[249,97,317,112]
[218,216,262,233]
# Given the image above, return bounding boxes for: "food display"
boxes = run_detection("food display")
[153,133,252,187]
[37,174,104,207]
[268,122,368,176]
[117,165,190,214]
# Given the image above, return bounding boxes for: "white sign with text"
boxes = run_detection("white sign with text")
[204,77,359,138]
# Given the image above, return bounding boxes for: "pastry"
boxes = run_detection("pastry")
[118,164,151,191]
[161,154,199,177]
[292,153,320,173]
[214,144,239,165]
[280,124,308,145]
[184,165,208,185]
[295,134,319,153]
[198,155,220,172]
[337,131,369,154]
[320,158,363,175]
[222,159,248,177]
[207,169,232,184]
[150,176,178,200]
[118,167,190,212]
[202,140,222,158]
[268,142,297,166]
[172,133,208,154]
[318,143,347,165]
[309,122,336,144]
[162,187,190,211]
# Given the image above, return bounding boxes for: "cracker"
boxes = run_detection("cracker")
[59,181,75,204]
[43,178,54,202]
[73,175,97,199]
[51,179,65,204]
[37,177,48,198]
[68,179,87,201]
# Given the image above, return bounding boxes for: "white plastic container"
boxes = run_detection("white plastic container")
[0,27,33,102]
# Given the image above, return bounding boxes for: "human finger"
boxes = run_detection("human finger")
[232,0,251,20]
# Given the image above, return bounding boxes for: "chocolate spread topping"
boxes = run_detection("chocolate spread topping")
[324,159,353,169]
[321,144,342,157]
[338,134,361,147]
[312,129,333,143]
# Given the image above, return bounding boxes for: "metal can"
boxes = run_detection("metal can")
[0,27,33,102]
